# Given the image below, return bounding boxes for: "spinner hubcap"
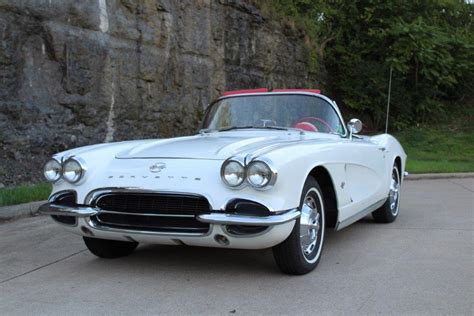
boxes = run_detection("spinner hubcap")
[299,194,321,259]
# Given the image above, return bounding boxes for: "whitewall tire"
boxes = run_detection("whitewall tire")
[272,176,326,275]
[372,163,401,223]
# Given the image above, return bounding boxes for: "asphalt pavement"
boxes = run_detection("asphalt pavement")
[0,178,472,315]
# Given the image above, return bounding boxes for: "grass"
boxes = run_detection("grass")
[394,126,474,174]
[0,183,51,207]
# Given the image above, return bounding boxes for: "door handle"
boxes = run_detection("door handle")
[378,147,386,152]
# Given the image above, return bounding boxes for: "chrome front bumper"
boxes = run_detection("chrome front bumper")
[197,210,299,226]
[38,203,98,217]
[39,203,300,226]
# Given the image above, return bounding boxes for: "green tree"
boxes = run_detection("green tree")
[262,0,474,129]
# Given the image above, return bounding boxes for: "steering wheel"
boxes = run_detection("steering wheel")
[293,117,334,133]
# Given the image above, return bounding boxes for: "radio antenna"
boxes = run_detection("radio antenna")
[385,66,393,134]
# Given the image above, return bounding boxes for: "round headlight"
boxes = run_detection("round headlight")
[247,161,275,188]
[221,160,245,187]
[63,158,84,183]
[43,159,62,182]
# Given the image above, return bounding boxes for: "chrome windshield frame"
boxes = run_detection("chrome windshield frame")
[201,92,348,138]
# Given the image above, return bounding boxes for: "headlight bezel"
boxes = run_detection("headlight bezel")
[62,157,86,184]
[220,158,246,188]
[246,158,277,190]
[43,156,86,184]
[220,157,277,190]
[43,158,63,183]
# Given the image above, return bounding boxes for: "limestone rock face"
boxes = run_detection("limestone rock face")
[0,0,317,185]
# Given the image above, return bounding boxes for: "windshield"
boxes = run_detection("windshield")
[202,94,345,135]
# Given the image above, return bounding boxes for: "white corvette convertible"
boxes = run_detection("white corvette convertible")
[40,89,406,275]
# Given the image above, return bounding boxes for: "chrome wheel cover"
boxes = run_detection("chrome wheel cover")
[299,188,324,263]
[389,167,401,216]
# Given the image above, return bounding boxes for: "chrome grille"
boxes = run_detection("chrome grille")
[96,193,210,215]
[91,192,211,234]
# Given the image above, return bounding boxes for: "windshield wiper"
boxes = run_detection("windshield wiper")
[218,126,255,132]
[256,126,288,131]
[218,126,289,132]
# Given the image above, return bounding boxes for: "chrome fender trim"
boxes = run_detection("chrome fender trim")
[335,198,387,230]
[197,208,300,226]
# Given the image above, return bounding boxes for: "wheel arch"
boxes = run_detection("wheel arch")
[394,156,402,172]
[394,156,403,182]
[308,166,338,228]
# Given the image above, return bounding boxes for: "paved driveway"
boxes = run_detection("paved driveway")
[0,179,472,314]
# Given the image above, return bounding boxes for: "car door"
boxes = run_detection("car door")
[339,136,387,222]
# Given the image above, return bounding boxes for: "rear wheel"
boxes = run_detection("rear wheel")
[83,237,138,259]
[272,176,325,275]
[372,164,401,223]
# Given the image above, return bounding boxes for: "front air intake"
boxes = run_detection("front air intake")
[51,191,77,225]
[90,192,211,234]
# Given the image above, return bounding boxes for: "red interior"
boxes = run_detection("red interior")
[294,122,318,132]
[293,117,334,133]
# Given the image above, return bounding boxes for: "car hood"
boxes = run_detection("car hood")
[115,132,314,160]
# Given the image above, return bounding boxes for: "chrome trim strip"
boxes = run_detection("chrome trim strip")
[335,198,387,231]
[39,203,98,217]
[115,156,223,161]
[245,141,301,161]
[94,216,206,232]
[196,208,300,226]
[97,210,196,218]
[85,188,211,205]
[85,218,213,237]
[244,136,342,161]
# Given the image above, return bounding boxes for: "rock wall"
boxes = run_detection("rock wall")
[0,0,317,186]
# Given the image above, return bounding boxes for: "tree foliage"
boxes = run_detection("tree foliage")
[265,0,474,129]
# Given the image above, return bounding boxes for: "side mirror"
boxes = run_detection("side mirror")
[347,118,362,140]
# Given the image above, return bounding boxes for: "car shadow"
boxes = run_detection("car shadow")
[141,244,279,272]
[357,215,378,225]
[80,218,381,276]
[80,243,283,276]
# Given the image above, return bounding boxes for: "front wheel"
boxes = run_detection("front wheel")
[372,163,401,223]
[83,237,138,259]
[272,176,326,275]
